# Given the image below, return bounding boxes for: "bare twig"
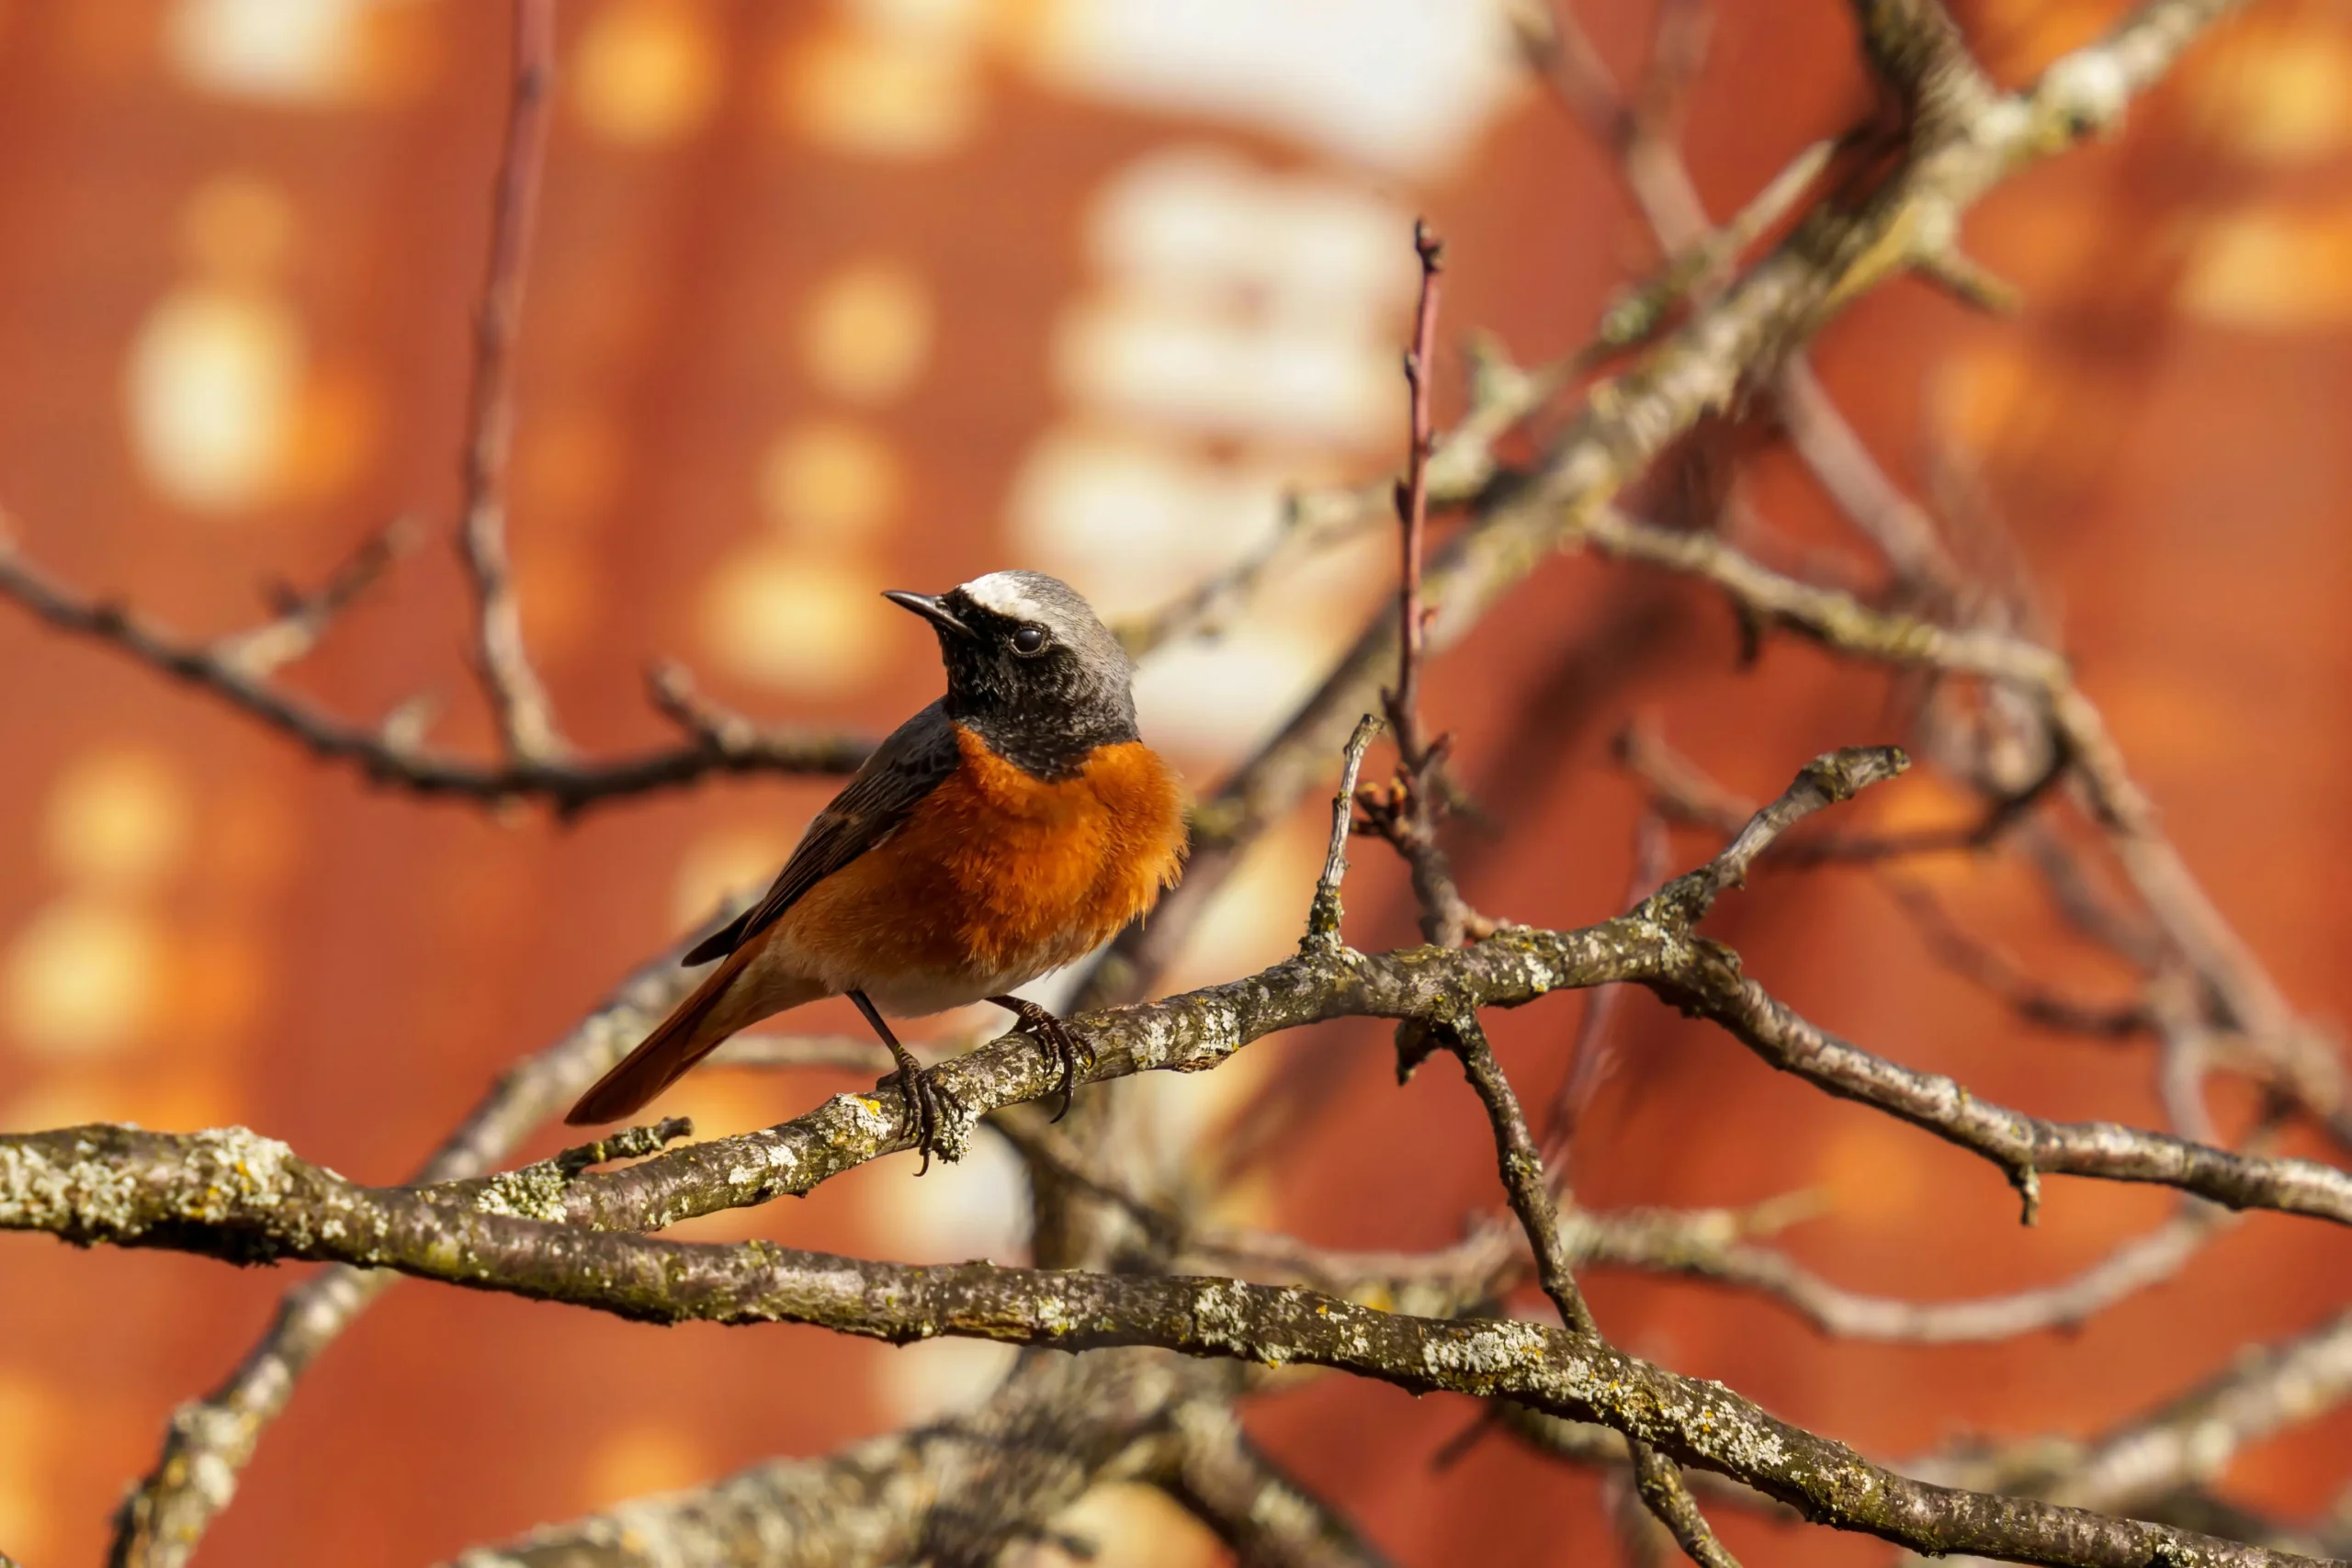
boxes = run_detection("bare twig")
[455,0,567,763]
[1439,1011,1599,1337]
[0,536,867,814]
[1617,717,1997,866]
[1305,716,1384,950]
[1584,505,2350,1143]
[1357,222,1483,948]
[1881,876,2153,1039]
[1388,221,1445,773]
[1573,1200,2227,1344]
[1544,810,1670,1161]
[211,518,422,679]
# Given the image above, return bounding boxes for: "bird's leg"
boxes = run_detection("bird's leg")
[850,990,960,1175]
[989,995,1094,1122]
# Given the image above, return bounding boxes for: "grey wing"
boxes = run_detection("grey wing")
[680,702,961,965]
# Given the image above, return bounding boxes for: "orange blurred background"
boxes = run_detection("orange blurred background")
[2,0,2349,1563]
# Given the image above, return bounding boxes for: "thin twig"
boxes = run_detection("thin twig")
[455,0,568,763]
[1357,222,1483,947]
[211,518,422,679]
[1440,1011,1599,1337]
[1881,875,2153,1038]
[1545,809,1672,1162]
[1305,716,1384,950]
[0,535,867,815]
[1388,220,1445,773]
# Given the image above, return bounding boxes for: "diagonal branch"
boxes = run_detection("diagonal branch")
[107,911,749,1568]
[449,1351,1226,1568]
[1156,1400,1400,1568]
[1082,0,2240,1013]
[1438,1011,1598,1337]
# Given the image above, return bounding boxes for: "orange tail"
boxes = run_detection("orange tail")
[564,948,816,1126]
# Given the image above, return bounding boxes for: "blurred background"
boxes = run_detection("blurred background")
[2,0,2349,1562]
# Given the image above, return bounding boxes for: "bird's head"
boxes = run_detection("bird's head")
[884,570,1139,777]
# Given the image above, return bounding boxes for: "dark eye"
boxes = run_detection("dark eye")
[1012,624,1048,657]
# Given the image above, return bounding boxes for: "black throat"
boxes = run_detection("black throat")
[954,704,1138,780]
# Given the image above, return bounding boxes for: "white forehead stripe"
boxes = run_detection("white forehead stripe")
[958,572,1046,619]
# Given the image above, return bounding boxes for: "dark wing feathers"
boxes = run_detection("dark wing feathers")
[680,702,960,966]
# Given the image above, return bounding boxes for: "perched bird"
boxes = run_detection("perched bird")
[565,570,1187,1168]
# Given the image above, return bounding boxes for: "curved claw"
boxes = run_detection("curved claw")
[893,1064,964,1177]
[990,997,1095,1121]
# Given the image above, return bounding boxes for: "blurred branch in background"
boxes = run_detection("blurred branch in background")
[452,0,570,768]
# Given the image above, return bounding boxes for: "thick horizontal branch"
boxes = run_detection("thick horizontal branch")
[0,1124,2315,1568]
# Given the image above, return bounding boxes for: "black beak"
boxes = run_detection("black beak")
[883,590,973,638]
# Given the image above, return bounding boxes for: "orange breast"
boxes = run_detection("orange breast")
[774,726,1187,1008]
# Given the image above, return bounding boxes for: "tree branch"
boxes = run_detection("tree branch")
[0,1128,2323,1568]
[1157,1400,1400,1568]
[1631,1439,1746,1567]
[454,0,568,764]
[0,535,868,815]
[450,1351,1223,1568]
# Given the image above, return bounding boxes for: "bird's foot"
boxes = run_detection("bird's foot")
[889,1060,965,1176]
[990,996,1095,1121]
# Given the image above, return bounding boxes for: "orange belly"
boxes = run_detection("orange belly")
[772,727,1187,1013]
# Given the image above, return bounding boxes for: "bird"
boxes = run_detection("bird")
[564,570,1188,1170]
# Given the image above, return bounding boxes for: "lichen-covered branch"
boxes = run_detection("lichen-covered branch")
[16,756,2343,1266]
[0,1124,2322,1568]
